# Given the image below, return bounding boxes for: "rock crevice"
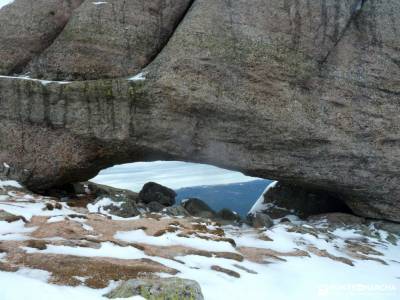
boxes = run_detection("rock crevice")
[319,0,368,65]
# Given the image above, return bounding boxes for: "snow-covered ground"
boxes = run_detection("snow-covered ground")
[0,179,21,189]
[91,161,259,191]
[0,183,399,300]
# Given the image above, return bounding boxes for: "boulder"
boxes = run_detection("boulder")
[162,205,191,217]
[85,182,144,218]
[85,182,139,203]
[147,201,166,213]
[217,208,241,224]
[1,0,400,222]
[139,182,176,207]
[247,213,274,229]
[181,198,216,219]
[104,277,204,300]
[102,201,141,218]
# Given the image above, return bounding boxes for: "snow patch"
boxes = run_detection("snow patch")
[0,252,6,262]
[0,201,75,221]
[0,0,14,10]
[0,180,22,189]
[115,229,236,252]
[0,269,119,300]
[47,216,66,223]
[16,268,51,282]
[0,75,70,86]
[128,72,146,81]
[0,220,36,241]
[23,242,146,260]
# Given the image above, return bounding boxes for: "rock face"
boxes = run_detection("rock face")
[0,0,84,74]
[253,182,352,219]
[26,0,193,80]
[105,277,204,300]
[308,213,366,227]
[1,0,400,222]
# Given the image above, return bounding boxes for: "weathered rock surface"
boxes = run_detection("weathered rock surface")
[254,182,352,219]
[307,212,366,227]
[247,212,274,229]
[374,221,400,236]
[27,0,193,80]
[85,182,139,202]
[181,198,216,219]
[1,0,400,222]
[147,201,166,213]
[105,277,204,300]
[162,205,191,217]
[0,0,84,74]
[100,199,142,218]
[139,182,176,206]
[217,208,241,224]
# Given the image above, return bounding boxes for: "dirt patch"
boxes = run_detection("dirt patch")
[233,264,258,274]
[307,246,354,266]
[15,253,178,288]
[177,232,236,247]
[139,244,243,262]
[26,240,47,250]
[0,261,18,272]
[211,265,240,278]
[30,219,91,240]
[237,247,310,263]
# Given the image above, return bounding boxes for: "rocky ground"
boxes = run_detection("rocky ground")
[2,0,400,224]
[0,180,399,300]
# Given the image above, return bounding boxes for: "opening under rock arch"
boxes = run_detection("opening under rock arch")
[82,161,353,220]
[91,161,271,218]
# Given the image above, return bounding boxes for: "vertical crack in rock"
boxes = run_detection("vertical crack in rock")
[319,0,367,65]
[142,0,196,71]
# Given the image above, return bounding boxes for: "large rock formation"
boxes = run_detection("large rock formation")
[249,182,353,220]
[1,0,400,222]
[26,0,192,80]
[0,0,85,74]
